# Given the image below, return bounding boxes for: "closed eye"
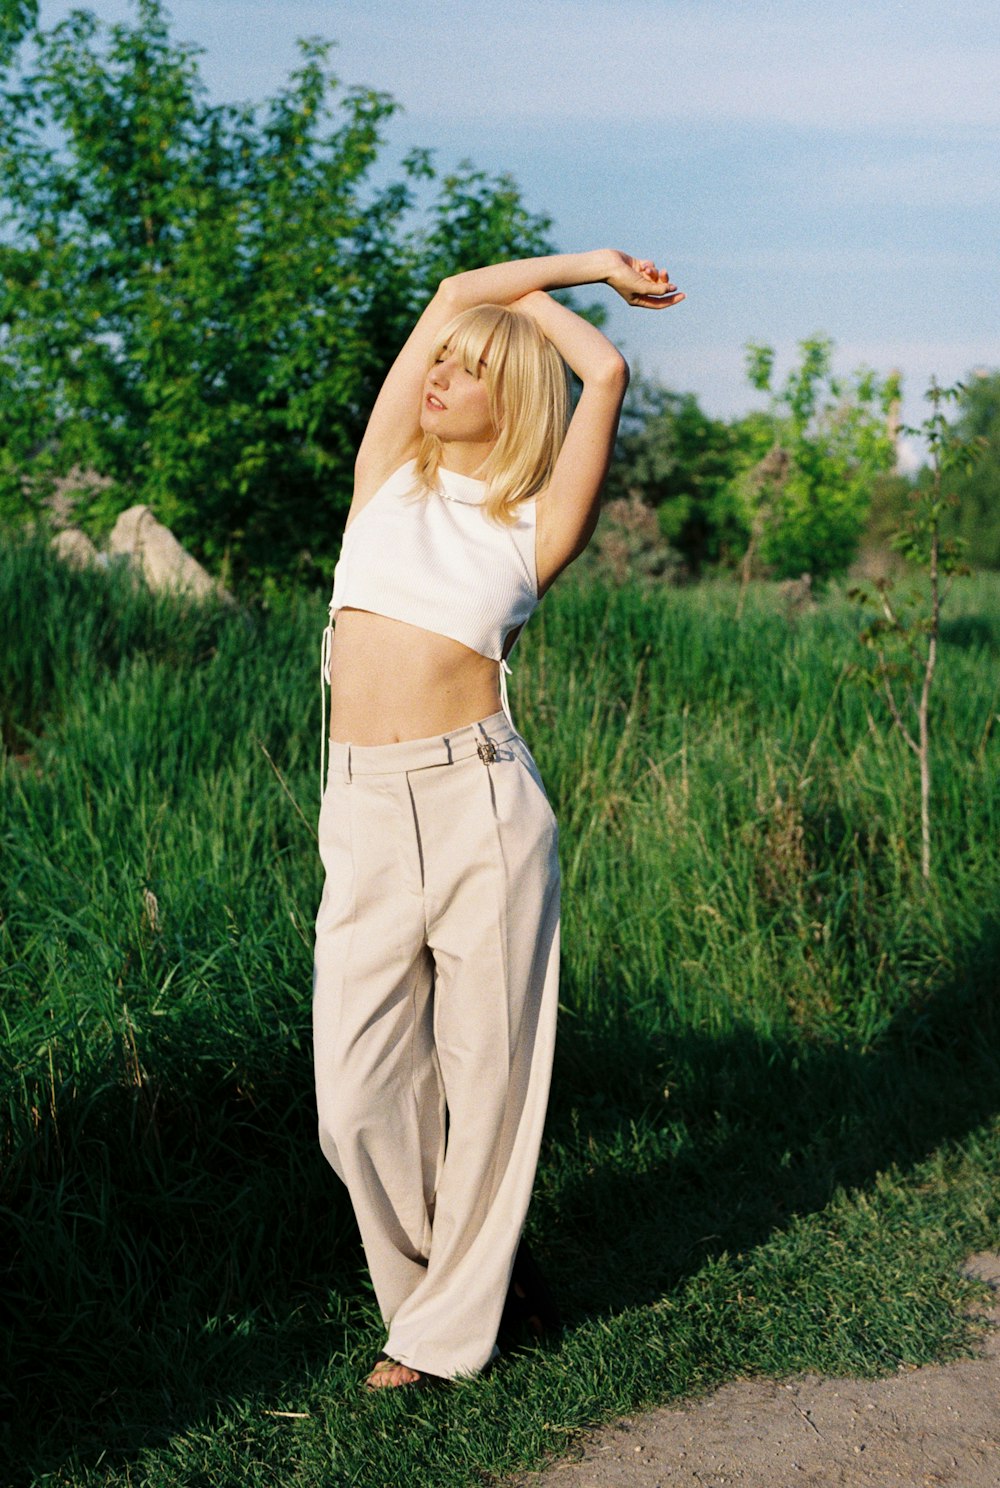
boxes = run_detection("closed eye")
[433,348,484,377]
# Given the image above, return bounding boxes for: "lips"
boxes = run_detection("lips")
[425,393,446,411]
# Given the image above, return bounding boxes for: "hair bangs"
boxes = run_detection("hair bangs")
[434,308,502,382]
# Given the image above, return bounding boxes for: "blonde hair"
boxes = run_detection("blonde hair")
[414,304,569,524]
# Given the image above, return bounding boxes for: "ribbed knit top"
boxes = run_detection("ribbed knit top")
[329,460,538,661]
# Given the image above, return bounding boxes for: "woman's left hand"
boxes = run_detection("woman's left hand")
[604,251,685,309]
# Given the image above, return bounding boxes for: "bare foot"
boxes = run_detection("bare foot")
[365,1355,424,1389]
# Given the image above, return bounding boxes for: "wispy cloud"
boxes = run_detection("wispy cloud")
[321,0,1000,134]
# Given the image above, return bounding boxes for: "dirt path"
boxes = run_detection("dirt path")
[510,1254,1000,1488]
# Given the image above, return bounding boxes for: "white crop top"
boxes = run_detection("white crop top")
[329,460,538,659]
[319,461,539,790]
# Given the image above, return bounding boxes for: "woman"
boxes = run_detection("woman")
[313,249,684,1388]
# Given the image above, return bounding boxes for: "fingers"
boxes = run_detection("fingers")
[611,252,685,307]
[632,288,686,310]
[645,278,679,298]
[641,260,680,302]
[615,251,672,285]
[635,262,678,294]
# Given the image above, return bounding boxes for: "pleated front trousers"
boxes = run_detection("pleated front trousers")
[312,710,560,1379]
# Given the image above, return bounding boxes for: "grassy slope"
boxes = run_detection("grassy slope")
[1,536,999,1486]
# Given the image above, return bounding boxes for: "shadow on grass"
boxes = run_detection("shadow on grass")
[541,914,1000,1317]
[3,917,1000,1486]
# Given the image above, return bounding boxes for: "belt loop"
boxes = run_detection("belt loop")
[342,743,352,785]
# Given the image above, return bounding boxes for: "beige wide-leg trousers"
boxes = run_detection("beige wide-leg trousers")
[312,710,560,1379]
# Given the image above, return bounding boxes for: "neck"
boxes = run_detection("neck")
[438,438,495,478]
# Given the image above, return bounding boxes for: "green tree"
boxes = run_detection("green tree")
[603,376,756,574]
[741,336,900,582]
[0,1,558,591]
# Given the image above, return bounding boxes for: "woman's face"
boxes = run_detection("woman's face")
[420,345,496,447]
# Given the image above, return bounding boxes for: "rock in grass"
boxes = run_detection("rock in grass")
[108,504,231,603]
[50,526,102,570]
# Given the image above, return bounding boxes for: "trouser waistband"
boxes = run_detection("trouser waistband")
[327,711,516,778]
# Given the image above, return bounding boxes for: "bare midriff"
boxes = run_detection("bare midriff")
[327,608,503,745]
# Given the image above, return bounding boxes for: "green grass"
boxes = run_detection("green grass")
[2,532,999,1486]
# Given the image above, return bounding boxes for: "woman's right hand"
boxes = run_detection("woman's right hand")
[604,250,685,309]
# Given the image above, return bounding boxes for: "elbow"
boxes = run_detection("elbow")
[435,275,465,310]
[591,350,630,391]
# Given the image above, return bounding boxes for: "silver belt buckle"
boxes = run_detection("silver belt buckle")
[476,737,497,765]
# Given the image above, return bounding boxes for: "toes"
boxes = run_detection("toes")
[365,1358,422,1389]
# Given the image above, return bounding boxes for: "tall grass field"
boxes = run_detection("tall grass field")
[2,532,999,1487]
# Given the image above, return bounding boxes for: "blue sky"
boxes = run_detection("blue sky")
[36,0,1000,442]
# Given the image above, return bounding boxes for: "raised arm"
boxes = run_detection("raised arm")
[353,250,683,506]
[515,257,685,592]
